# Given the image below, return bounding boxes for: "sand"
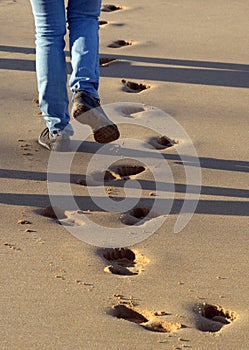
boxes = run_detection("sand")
[1,0,249,349]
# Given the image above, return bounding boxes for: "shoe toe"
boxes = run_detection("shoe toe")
[94,124,120,144]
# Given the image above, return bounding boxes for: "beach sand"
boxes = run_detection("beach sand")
[1,0,249,349]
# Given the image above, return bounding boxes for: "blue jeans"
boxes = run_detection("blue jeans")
[29,0,101,134]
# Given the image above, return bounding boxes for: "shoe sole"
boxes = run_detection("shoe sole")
[72,102,120,144]
[38,135,70,151]
[94,124,120,143]
[38,136,51,150]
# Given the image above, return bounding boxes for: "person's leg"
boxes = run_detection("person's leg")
[29,0,73,135]
[67,0,120,143]
[67,0,101,99]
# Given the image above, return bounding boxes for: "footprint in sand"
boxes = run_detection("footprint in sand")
[121,105,148,116]
[103,103,152,119]
[148,135,177,150]
[108,40,132,48]
[110,304,183,333]
[101,4,123,12]
[40,205,66,220]
[99,57,118,67]
[195,303,237,332]
[120,206,158,226]
[99,20,109,27]
[102,248,149,275]
[121,79,150,93]
[39,206,88,227]
[107,163,146,181]
[76,163,146,186]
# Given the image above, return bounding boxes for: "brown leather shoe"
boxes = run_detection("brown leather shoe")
[72,91,120,144]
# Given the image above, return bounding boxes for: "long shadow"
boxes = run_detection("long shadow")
[1,45,249,71]
[100,61,249,88]
[0,45,36,55]
[163,153,249,173]
[75,141,249,173]
[0,168,82,183]
[0,193,248,217]
[1,49,249,88]
[0,58,35,72]
[99,53,249,71]
[1,167,248,199]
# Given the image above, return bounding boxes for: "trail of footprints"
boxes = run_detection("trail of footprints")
[98,4,183,333]
[100,3,149,93]
[39,157,238,335]
[39,205,238,334]
[39,209,238,336]
[109,301,237,334]
[102,4,238,336]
